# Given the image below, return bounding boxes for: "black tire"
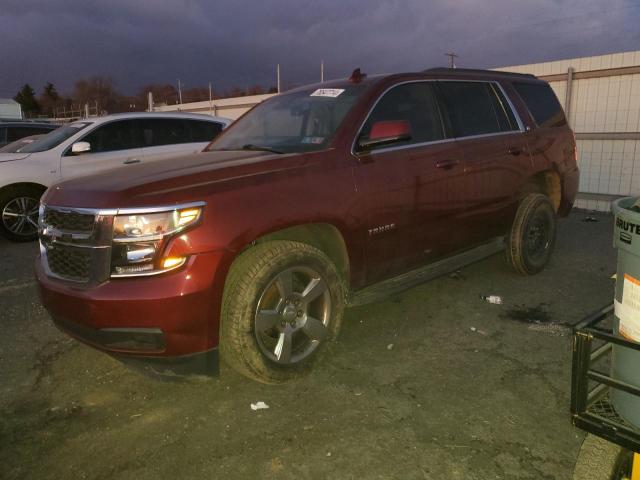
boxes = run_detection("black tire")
[0,185,44,242]
[220,240,345,383]
[505,193,557,275]
[573,434,631,480]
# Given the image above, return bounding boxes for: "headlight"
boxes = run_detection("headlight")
[113,208,202,241]
[110,204,203,277]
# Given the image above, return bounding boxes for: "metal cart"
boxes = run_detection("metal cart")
[571,303,640,479]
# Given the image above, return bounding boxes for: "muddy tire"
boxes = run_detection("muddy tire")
[505,193,557,275]
[0,185,44,242]
[573,434,631,480]
[220,240,345,384]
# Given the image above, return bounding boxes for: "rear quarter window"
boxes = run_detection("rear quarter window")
[188,120,223,142]
[513,82,566,128]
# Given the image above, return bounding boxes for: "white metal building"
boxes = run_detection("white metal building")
[0,98,23,119]
[152,93,275,120]
[498,50,640,211]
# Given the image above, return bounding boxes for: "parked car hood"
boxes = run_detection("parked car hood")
[43,150,311,209]
[0,152,31,163]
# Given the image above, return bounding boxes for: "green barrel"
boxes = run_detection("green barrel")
[611,197,640,428]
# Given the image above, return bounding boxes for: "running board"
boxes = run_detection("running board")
[349,237,505,307]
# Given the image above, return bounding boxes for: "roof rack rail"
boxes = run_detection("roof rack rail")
[423,67,537,80]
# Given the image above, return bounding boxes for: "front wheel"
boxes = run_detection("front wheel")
[220,241,345,383]
[505,193,557,275]
[0,186,44,242]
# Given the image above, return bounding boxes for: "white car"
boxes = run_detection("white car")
[0,112,231,241]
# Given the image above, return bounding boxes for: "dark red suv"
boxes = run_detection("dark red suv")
[36,68,579,382]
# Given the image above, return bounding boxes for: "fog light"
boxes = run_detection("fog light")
[162,256,186,270]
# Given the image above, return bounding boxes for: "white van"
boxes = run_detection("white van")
[0,112,231,241]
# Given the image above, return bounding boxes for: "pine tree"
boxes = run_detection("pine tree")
[14,84,40,115]
[40,82,60,116]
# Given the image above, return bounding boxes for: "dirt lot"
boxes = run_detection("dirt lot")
[0,210,616,480]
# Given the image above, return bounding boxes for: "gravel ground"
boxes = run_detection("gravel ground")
[0,210,616,479]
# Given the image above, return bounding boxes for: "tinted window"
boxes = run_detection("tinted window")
[82,120,144,153]
[438,81,502,137]
[189,120,223,142]
[142,119,191,146]
[489,84,519,131]
[359,82,444,149]
[513,82,566,128]
[0,128,6,145]
[6,127,48,142]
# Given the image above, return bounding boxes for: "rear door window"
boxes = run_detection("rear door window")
[188,120,223,142]
[81,120,144,153]
[142,119,192,146]
[358,82,445,150]
[513,82,566,127]
[437,81,503,137]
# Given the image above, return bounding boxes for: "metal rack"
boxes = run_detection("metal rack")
[571,303,640,453]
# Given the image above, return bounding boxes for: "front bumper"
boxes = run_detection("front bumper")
[36,250,228,375]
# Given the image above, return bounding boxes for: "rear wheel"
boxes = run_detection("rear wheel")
[220,240,345,383]
[0,186,44,242]
[505,193,557,275]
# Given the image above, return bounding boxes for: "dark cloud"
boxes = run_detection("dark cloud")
[0,0,638,97]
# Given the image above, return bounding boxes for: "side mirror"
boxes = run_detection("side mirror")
[358,120,411,150]
[71,141,91,154]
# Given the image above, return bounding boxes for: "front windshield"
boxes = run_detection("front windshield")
[19,122,92,153]
[208,85,365,154]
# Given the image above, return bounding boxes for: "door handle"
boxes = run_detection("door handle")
[435,159,460,170]
[123,158,141,164]
[508,147,522,156]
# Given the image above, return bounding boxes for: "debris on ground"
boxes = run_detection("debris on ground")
[582,216,598,222]
[527,323,570,336]
[481,295,503,305]
[250,401,270,411]
[470,327,488,335]
[386,343,394,350]
[449,270,465,280]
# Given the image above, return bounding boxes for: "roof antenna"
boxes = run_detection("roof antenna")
[445,53,458,69]
[349,68,367,83]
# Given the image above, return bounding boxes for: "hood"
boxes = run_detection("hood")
[43,150,309,209]
[0,152,31,163]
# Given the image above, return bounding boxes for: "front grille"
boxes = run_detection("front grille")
[43,208,95,233]
[46,244,92,282]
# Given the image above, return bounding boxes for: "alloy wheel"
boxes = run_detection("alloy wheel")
[254,266,332,365]
[2,196,39,237]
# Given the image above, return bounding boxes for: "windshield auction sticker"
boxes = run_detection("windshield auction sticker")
[310,88,345,98]
[615,273,640,341]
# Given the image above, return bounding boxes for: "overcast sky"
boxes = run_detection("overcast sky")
[1,0,638,98]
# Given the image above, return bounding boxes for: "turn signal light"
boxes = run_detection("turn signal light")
[162,256,186,270]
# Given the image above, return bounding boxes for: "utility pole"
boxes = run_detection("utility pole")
[177,79,183,104]
[209,81,213,113]
[277,64,281,93]
[445,52,458,69]
[321,60,324,83]
[147,91,154,112]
